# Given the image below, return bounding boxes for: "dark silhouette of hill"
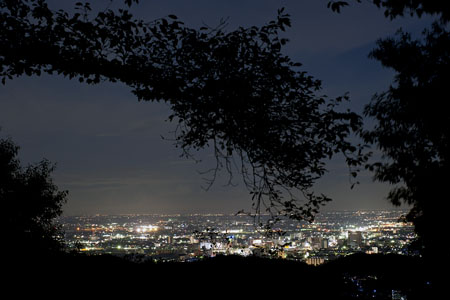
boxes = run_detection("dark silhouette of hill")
[6,252,434,299]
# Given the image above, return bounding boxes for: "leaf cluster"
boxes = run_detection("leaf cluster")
[328,0,450,23]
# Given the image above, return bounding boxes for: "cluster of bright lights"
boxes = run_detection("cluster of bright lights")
[135,225,158,233]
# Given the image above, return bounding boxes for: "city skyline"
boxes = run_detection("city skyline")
[60,210,415,263]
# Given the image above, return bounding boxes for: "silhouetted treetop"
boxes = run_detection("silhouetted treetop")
[1,1,366,224]
[328,0,449,258]
[0,134,67,253]
[362,23,449,256]
[328,0,450,23]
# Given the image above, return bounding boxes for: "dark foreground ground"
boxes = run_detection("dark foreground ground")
[5,252,438,299]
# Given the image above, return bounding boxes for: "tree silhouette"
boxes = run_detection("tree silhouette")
[328,0,450,22]
[363,23,449,256]
[0,133,67,254]
[329,1,449,256]
[1,0,366,225]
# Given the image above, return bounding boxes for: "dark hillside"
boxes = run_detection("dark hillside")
[5,253,434,299]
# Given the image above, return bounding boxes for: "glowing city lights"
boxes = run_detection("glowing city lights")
[61,211,414,262]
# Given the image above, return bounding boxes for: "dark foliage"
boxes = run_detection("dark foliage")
[362,24,450,257]
[328,0,450,23]
[329,0,449,259]
[0,1,366,225]
[0,134,67,254]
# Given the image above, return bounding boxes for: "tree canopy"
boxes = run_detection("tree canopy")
[0,0,366,225]
[0,134,67,254]
[328,0,450,23]
[328,0,449,256]
[363,23,449,255]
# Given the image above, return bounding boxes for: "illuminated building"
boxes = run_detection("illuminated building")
[306,257,325,266]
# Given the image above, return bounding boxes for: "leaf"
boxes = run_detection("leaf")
[327,1,349,13]
[124,0,139,7]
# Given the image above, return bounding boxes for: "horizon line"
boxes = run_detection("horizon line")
[60,208,409,218]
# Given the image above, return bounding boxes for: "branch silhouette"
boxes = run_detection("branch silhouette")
[1,1,366,225]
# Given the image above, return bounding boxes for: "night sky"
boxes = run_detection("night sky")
[0,1,434,216]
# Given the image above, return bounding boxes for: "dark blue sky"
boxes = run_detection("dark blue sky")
[0,1,435,215]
